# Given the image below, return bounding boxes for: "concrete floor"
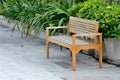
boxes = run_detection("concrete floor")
[0,25,120,80]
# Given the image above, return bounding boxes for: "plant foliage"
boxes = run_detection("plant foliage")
[3,0,74,36]
[68,0,120,39]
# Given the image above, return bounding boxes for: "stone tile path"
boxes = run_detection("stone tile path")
[0,26,62,80]
[0,25,120,80]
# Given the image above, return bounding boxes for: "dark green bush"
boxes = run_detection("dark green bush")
[68,0,120,39]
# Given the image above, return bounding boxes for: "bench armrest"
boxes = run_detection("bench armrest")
[46,26,68,30]
[73,33,102,37]
[46,26,68,37]
[72,33,102,45]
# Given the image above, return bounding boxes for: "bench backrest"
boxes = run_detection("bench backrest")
[68,16,99,34]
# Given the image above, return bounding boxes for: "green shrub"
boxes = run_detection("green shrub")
[68,0,120,39]
[0,2,4,14]
[67,3,81,16]
[3,0,44,36]
[3,0,74,36]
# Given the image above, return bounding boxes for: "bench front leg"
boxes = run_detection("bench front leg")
[72,35,77,71]
[46,28,49,58]
[98,34,103,68]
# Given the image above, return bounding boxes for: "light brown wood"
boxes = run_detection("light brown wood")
[46,16,102,71]
[72,35,77,71]
[47,26,68,29]
[46,28,49,58]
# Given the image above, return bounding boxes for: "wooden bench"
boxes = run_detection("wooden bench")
[46,16,102,71]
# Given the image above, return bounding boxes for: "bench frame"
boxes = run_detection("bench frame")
[46,16,102,71]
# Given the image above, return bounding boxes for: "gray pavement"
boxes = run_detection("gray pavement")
[0,25,120,80]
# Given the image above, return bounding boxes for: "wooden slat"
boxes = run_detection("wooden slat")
[70,27,95,33]
[69,16,99,34]
[70,21,96,29]
[70,16,99,25]
[72,24,95,30]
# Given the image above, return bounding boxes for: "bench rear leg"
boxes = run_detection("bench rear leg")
[98,48,103,68]
[46,41,49,58]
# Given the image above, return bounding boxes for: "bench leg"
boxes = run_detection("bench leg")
[98,48,103,68]
[72,50,76,71]
[46,41,49,59]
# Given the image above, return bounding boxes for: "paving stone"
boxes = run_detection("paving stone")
[0,24,120,80]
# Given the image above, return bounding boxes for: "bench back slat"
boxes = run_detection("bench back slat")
[68,16,99,34]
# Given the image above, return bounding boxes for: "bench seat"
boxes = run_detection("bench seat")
[49,35,90,45]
